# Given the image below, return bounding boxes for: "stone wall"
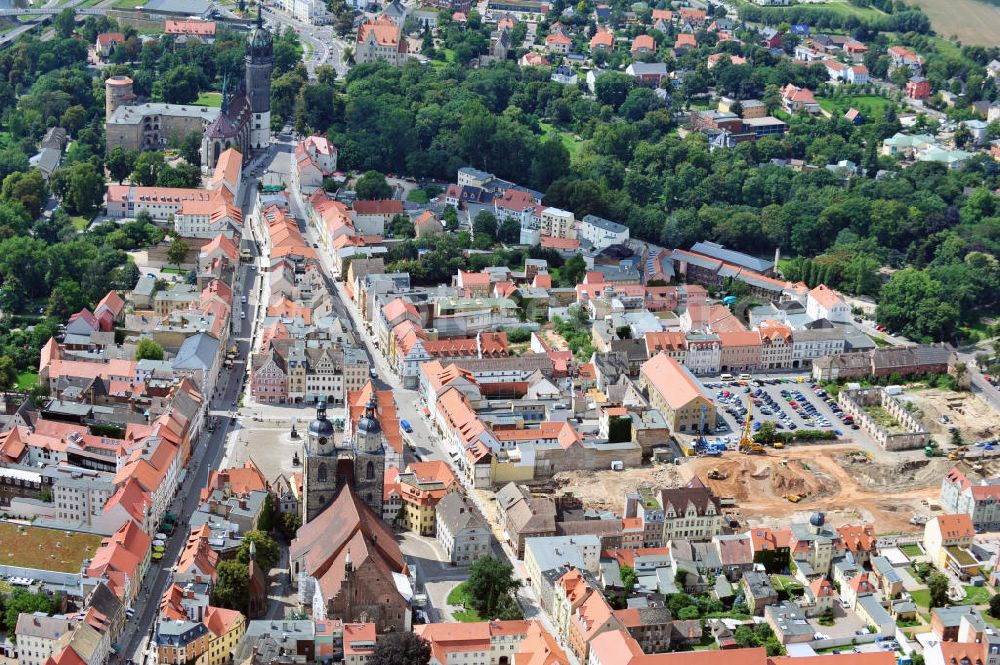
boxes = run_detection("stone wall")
[838,388,929,451]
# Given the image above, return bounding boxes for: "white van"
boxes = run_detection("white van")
[720,373,734,382]
[738,373,752,381]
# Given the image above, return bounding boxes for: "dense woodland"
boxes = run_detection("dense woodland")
[0,4,997,389]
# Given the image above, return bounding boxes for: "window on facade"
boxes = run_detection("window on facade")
[317,463,328,482]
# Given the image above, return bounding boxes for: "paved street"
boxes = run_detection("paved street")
[263,7,348,79]
[120,154,271,665]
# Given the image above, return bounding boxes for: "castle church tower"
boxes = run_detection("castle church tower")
[352,397,385,517]
[245,5,273,150]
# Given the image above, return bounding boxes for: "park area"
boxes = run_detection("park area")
[0,522,104,573]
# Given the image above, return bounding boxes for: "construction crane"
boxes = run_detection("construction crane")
[739,397,765,455]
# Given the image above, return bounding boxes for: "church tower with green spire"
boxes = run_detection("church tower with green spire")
[245,4,272,149]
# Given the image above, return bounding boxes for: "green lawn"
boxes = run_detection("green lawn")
[817,94,895,118]
[195,92,223,108]
[910,588,931,608]
[770,575,803,593]
[900,544,923,558]
[407,188,430,204]
[16,371,38,391]
[446,582,484,622]
[963,585,993,605]
[69,215,91,231]
[111,0,146,8]
[540,122,585,159]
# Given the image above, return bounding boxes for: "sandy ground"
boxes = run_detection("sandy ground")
[547,443,949,533]
[546,464,683,513]
[901,388,1000,445]
[680,444,950,532]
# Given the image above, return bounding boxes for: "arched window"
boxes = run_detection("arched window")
[366,461,375,479]
[317,462,328,483]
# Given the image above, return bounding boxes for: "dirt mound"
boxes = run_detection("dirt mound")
[690,457,836,503]
[839,455,952,493]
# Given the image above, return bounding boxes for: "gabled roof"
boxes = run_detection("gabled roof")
[640,352,712,410]
[290,486,407,600]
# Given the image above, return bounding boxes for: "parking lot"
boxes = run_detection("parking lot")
[700,374,877,450]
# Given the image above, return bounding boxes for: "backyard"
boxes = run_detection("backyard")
[0,522,104,573]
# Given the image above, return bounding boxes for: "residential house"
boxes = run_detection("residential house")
[741,571,778,615]
[940,465,1000,532]
[660,478,725,541]
[436,490,491,565]
[780,84,821,114]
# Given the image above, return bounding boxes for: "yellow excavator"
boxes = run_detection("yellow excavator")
[739,397,765,455]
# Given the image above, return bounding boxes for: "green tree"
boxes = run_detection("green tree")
[47,280,88,320]
[56,163,104,215]
[388,214,415,239]
[442,205,459,231]
[678,605,700,620]
[466,555,520,619]
[59,105,89,136]
[160,65,204,104]
[559,254,586,287]
[927,572,950,609]
[132,151,165,186]
[989,593,1000,619]
[236,530,280,571]
[498,218,521,244]
[594,72,633,109]
[106,147,137,183]
[3,588,55,634]
[212,560,250,613]
[135,338,164,361]
[53,8,75,38]
[472,210,498,241]
[354,170,392,200]
[278,511,302,540]
[755,421,778,445]
[530,136,570,191]
[621,564,638,595]
[0,355,17,391]
[2,169,46,219]
[369,632,431,665]
[167,237,189,268]
[180,131,202,168]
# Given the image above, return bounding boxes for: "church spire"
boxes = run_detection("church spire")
[256,0,263,27]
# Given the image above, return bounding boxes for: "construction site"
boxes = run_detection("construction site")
[900,387,1000,445]
[504,385,1000,536]
[545,443,974,533]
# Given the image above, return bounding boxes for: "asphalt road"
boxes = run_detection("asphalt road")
[120,160,268,665]
[263,7,348,79]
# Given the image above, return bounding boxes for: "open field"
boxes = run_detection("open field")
[907,0,1000,45]
[540,122,585,159]
[16,371,38,391]
[817,94,895,118]
[0,522,103,573]
[195,92,223,108]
